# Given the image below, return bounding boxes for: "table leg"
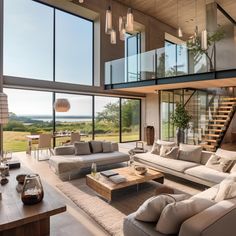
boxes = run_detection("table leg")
[153,176,164,184]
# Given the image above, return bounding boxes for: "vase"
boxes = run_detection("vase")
[21,174,44,205]
[176,128,185,146]
[91,162,97,177]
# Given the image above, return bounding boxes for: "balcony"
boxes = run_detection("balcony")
[105,42,236,90]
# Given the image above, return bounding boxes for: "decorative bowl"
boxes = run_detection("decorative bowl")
[134,165,147,175]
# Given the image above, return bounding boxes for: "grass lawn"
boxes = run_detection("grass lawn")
[3,131,140,152]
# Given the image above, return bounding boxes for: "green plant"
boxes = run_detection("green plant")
[187,27,225,71]
[171,103,191,129]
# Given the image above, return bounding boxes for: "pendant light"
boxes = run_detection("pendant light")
[126,8,134,32]
[54,99,70,112]
[110,29,117,44]
[201,29,208,50]
[79,0,84,3]
[177,0,183,38]
[105,5,112,34]
[119,17,126,41]
[201,0,208,50]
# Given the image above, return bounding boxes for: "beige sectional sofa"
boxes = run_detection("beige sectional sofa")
[123,141,236,236]
[49,142,129,180]
[134,142,236,187]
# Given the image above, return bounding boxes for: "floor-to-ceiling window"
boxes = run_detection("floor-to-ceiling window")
[94,96,120,142]
[3,88,53,152]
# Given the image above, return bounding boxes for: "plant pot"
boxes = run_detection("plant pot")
[176,128,185,146]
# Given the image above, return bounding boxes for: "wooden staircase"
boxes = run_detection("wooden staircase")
[201,97,236,152]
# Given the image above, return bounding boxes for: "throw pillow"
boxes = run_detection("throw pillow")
[205,154,234,172]
[156,198,215,234]
[74,142,91,155]
[89,141,103,153]
[215,177,236,202]
[150,142,161,155]
[178,144,202,163]
[102,141,113,153]
[156,140,176,147]
[230,163,236,173]
[160,146,179,159]
[134,194,188,222]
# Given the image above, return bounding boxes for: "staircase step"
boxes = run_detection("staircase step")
[205,134,221,137]
[217,110,231,113]
[218,106,232,109]
[208,124,224,127]
[212,115,228,118]
[219,102,235,105]
[207,129,222,132]
[221,97,236,101]
[213,119,228,123]
[201,144,217,149]
[205,139,218,143]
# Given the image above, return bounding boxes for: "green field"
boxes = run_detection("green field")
[3,131,139,152]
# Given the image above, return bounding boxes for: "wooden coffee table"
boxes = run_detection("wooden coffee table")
[86,167,164,202]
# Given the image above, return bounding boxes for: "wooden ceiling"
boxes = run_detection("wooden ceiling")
[116,0,236,34]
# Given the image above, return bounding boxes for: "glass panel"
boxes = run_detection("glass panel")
[140,50,156,80]
[94,96,119,142]
[55,93,92,145]
[121,99,140,142]
[165,41,177,77]
[3,0,53,80]
[177,44,188,75]
[55,10,93,85]
[3,88,53,152]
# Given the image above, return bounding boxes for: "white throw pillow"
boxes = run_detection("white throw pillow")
[156,140,176,147]
[150,142,161,155]
[134,194,188,222]
[178,144,202,163]
[216,148,236,160]
[215,177,236,202]
[156,198,214,234]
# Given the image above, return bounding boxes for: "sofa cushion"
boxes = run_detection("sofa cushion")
[215,177,236,202]
[134,153,199,173]
[205,154,234,172]
[216,148,236,160]
[156,198,215,235]
[102,141,113,153]
[151,143,161,155]
[54,145,75,155]
[89,141,103,153]
[156,140,176,147]
[178,144,202,163]
[185,165,229,184]
[124,212,166,236]
[74,142,91,155]
[135,194,188,222]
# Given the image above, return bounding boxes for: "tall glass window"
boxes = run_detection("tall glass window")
[3,0,53,80]
[55,10,93,85]
[121,99,141,142]
[55,93,92,145]
[94,96,119,142]
[3,88,53,152]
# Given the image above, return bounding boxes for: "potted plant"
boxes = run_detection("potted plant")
[187,27,224,72]
[171,103,191,145]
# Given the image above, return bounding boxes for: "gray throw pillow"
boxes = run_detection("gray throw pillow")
[89,141,103,153]
[74,142,91,155]
[160,146,179,159]
[156,198,215,234]
[178,144,202,163]
[205,154,234,172]
[102,141,113,153]
[135,194,189,222]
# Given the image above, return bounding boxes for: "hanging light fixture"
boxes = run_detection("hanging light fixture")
[105,5,112,34]
[79,0,84,3]
[119,17,126,41]
[54,99,70,112]
[0,93,9,124]
[201,29,208,50]
[201,0,208,50]
[177,0,183,38]
[110,29,117,44]
[126,8,134,32]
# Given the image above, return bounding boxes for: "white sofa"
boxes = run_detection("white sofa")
[134,145,235,187]
[49,142,129,180]
[123,182,236,236]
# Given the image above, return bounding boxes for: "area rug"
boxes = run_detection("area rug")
[57,177,203,236]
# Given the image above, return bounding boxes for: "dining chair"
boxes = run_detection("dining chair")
[70,132,81,144]
[34,133,53,161]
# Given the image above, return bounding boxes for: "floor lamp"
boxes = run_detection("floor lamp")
[0,93,9,161]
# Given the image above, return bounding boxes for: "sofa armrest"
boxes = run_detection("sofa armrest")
[112,142,119,152]
[54,145,75,155]
[179,199,236,236]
